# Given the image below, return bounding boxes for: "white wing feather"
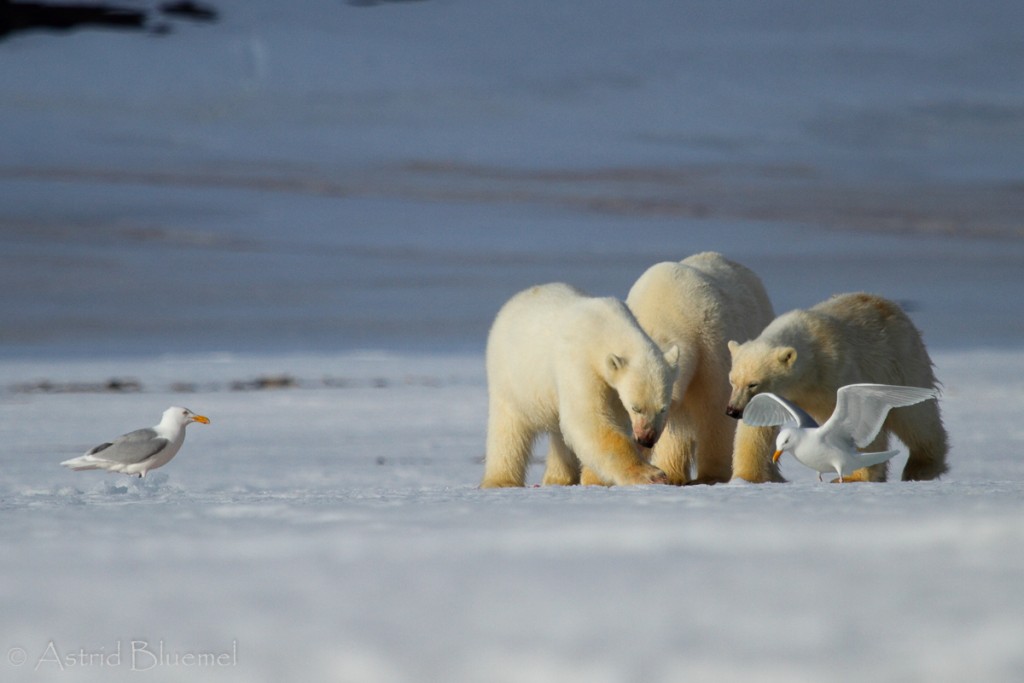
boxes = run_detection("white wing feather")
[742,393,819,429]
[824,384,938,448]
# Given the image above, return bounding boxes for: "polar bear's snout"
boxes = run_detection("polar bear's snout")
[632,419,660,449]
[726,385,753,419]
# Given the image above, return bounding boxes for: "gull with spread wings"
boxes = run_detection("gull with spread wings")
[741,384,939,482]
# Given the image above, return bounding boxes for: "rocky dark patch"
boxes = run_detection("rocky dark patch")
[7,373,465,394]
[12,377,142,394]
[159,1,217,21]
[0,1,217,40]
[229,375,298,392]
[347,0,427,7]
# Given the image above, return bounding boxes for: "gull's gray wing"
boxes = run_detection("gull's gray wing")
[742,393,818,429]
[86,428,169,464]
[824,384,938,447]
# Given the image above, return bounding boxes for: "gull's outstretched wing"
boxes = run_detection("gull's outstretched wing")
[825,384,938,448]
[742,393,818,429]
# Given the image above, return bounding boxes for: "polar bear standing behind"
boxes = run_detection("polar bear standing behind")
[480,283,679,488]
[727,292,948,482]
[623,252,779,485]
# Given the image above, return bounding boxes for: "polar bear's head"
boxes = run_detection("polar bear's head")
[725,339,798,418]
[606,345,680,448]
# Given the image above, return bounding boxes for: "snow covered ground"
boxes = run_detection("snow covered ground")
[1,350,1023,683]
[1,1,1023,681]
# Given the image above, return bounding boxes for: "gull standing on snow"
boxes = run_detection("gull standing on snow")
[741,384,939,482]
[61,406,210,478]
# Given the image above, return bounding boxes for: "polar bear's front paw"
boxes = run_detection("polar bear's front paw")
[645,469,670,485]
[619,463,669,486]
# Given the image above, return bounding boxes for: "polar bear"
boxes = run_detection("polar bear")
[613,252,779,485]
[480,283,680,488]
[726,292,948,482]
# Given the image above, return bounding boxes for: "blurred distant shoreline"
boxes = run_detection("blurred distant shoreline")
[3,161,1021,240]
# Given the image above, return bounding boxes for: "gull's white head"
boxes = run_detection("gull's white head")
[163,406,211,427]
[772,427,801,463]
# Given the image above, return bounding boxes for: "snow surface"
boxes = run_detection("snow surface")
[1,1,1023,681]
[2,351,1024,683]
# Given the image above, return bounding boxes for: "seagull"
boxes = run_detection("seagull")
[741,384,939,482]
[61,406,210,478]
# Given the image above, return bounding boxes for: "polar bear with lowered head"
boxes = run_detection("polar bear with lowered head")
[727,292,948,482]
[613,252,779,485]
[480,283,680,488]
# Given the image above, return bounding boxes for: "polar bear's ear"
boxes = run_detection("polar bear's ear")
[727,340,740,355]
[663,345,681,370]
[607,354,628,373]
[777,347,797,367]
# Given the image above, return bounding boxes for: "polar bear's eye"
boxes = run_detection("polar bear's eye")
[630,405,642,414]
[747,382,759,391]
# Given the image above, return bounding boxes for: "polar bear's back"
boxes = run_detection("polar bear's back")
[488,283,583,353]
[809,292,936,386]
[485,283,585,408]
[627,252,774,350]
[680,252,775,337]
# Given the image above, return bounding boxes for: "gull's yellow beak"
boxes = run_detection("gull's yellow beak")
[772,449,783,463]
[192,414,211,425]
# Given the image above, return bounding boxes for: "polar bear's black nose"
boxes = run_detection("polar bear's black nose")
[725,406,743,419]
[635,434,657,449]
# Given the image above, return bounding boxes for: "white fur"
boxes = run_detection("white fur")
[480,283,679,488]
[728,292,948,482]
[623,252,776,484]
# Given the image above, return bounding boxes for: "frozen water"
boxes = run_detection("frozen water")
[1,350,1023,682]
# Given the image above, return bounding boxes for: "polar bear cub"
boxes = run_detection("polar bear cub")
[623,252,779,485]
[480,283,679,488]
